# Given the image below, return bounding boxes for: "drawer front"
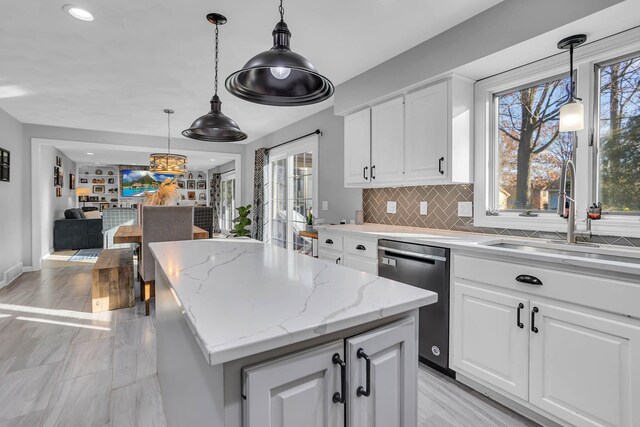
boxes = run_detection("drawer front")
[453,254,640,319]
[318,232,343,252]
[343,255,378,275]
[344,237,378,260]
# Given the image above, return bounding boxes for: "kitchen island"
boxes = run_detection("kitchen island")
[149,239,437,427]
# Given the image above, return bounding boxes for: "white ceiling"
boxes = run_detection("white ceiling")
[0,0,501,143]
[51,140,237,170]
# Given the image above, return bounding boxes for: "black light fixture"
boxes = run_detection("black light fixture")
[225,0,334,106]
[558,34,587,132]
[183,13,247,142]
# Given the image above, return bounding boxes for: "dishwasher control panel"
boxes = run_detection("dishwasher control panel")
[380,257,397,267]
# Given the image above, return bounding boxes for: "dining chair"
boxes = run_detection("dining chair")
[102,207,137,249]
[140,205,194,315]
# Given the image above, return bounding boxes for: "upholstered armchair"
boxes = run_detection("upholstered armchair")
[139,205,194,315]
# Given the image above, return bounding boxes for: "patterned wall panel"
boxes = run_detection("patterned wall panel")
[363,184,640,247]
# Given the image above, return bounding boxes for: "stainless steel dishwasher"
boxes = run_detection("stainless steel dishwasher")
[378,239,453,377]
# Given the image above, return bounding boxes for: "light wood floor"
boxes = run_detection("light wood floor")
[0,258,538,427]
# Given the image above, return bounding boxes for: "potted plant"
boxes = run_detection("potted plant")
[230,205,252,238]
[305,208,314,232]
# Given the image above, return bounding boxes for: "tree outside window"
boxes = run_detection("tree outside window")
[496,76,572,212]
[598,55,640,214]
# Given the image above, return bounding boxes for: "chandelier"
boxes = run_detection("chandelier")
[150,109,187,175]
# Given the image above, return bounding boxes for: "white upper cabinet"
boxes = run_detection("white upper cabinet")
[371,97,405,186]
[344,108,371,186]
[404,81,449,183]
[343,74,473,188]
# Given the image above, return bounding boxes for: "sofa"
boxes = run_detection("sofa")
[53,208,103,250]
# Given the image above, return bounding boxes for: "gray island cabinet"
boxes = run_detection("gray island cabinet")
[150,239,437,427]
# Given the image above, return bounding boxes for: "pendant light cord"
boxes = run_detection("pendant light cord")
[214,23,219,96]
[167,111,171,154]
[279,0,284,21]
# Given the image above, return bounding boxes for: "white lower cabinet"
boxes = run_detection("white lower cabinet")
[452,283,529,400]
[243,318,416,427]
[318,231,378,275]
[319,249,343,266]
[452,273,640,427]
[529,301,640,427]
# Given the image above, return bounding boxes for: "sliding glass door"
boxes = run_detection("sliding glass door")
[220,171,235,232]
[268,136,318,252]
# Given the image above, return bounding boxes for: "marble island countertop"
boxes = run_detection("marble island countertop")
[316,223,640,276]
[149,239,437,365]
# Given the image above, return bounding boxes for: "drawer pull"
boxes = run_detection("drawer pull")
[438,157,445,175]
[515,275,543,286]
[371,165,376,180]
[516,303,524,329]
[531,307,539,333]
[356,244,366,251]
[325,239,334,245]
[363,166,368,180]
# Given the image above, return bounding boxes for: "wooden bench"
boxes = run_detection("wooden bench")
[91,249,135,313]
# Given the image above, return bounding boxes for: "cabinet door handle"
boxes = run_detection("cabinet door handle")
[356,348,371,397]
[438,157,445,175]
[516,275,543,286]
[332,353,346,404]
[356,244,366,251]
[363,166,368,180]
[371,165,376,180]
[325,239,333,245]
[517,303,524,329]
[336,257,341,265]
[531,307,539,333]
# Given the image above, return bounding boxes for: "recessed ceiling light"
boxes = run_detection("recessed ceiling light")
[210,159,216,161]
[86,152,94,155]
[63,5,94,22]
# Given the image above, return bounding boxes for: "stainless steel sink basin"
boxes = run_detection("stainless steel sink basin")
[482,240,640,265]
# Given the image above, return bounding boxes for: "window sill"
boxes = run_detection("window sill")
[591,217,640,239]
[473,213,571,233]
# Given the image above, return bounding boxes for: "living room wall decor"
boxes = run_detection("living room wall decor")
[0,148,9,182]
[69,173,75,190]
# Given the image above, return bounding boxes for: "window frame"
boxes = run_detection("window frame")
[474,27,640,237]
[265,134,319,248]
[219,171,235,233]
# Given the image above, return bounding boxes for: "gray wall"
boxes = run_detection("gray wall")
[39,147,76,257]
[334,0,621,114]
[243,107,362,225]
[0,108,25,284]
[209,160,235,175]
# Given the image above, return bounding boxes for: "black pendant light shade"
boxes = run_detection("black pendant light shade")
[225,3,334,106]
[183,13,247,142]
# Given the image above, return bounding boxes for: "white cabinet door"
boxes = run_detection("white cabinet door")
[346,317,417,427]
[243,340,345,427]
[529,301,640,427]
[343,255,377,275]
[404,81,448,183]
[344,108,371,186]
[371,97,405,185]
[452,283,529,400]
[319,250,343,266]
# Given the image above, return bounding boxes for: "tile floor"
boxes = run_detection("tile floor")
[0,256,538,427]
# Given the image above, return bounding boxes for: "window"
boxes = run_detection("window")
[495,75,572,212]
[596,54,640,214]
[220,172,235,231]
[268,136,318,252]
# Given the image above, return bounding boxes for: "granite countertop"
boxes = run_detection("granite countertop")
[316,224,640,276]
[149,239,437,366]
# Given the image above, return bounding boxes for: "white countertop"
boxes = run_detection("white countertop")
[149,239,437,365]
[316,224,640,276]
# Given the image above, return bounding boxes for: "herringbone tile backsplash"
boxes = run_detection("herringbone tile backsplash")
[363,184,640,247]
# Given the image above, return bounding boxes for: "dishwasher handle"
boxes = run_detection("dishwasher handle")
[378,246,447,263]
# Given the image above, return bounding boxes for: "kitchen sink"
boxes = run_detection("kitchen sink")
[481,240,640,265]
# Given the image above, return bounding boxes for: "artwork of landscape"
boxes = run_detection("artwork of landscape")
[121,170,174,197]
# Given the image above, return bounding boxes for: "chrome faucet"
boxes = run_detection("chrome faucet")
[558,159,591,243]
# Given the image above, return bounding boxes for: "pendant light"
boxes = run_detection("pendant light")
[183,14,247,142]
[225,0,334,106]
[150,109,187,175]
[558,34,587,132]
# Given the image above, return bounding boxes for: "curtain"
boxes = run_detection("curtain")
[210,173,222,233]
[253,148,269,241]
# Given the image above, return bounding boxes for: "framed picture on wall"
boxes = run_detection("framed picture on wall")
[0,148,9,182]
[107,178,115,184]
[69,174,75,190]
[198,192,206,201]
[177,181,185,189]
[187,180,195,189]
[93,185,105,194]
[80,178,88,184]
[197,180,206,190]
[187,191,196,200]
[55,187,62,198]
[99,203,109,212]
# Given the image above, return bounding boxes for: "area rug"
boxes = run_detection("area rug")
[69,248,103,261]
